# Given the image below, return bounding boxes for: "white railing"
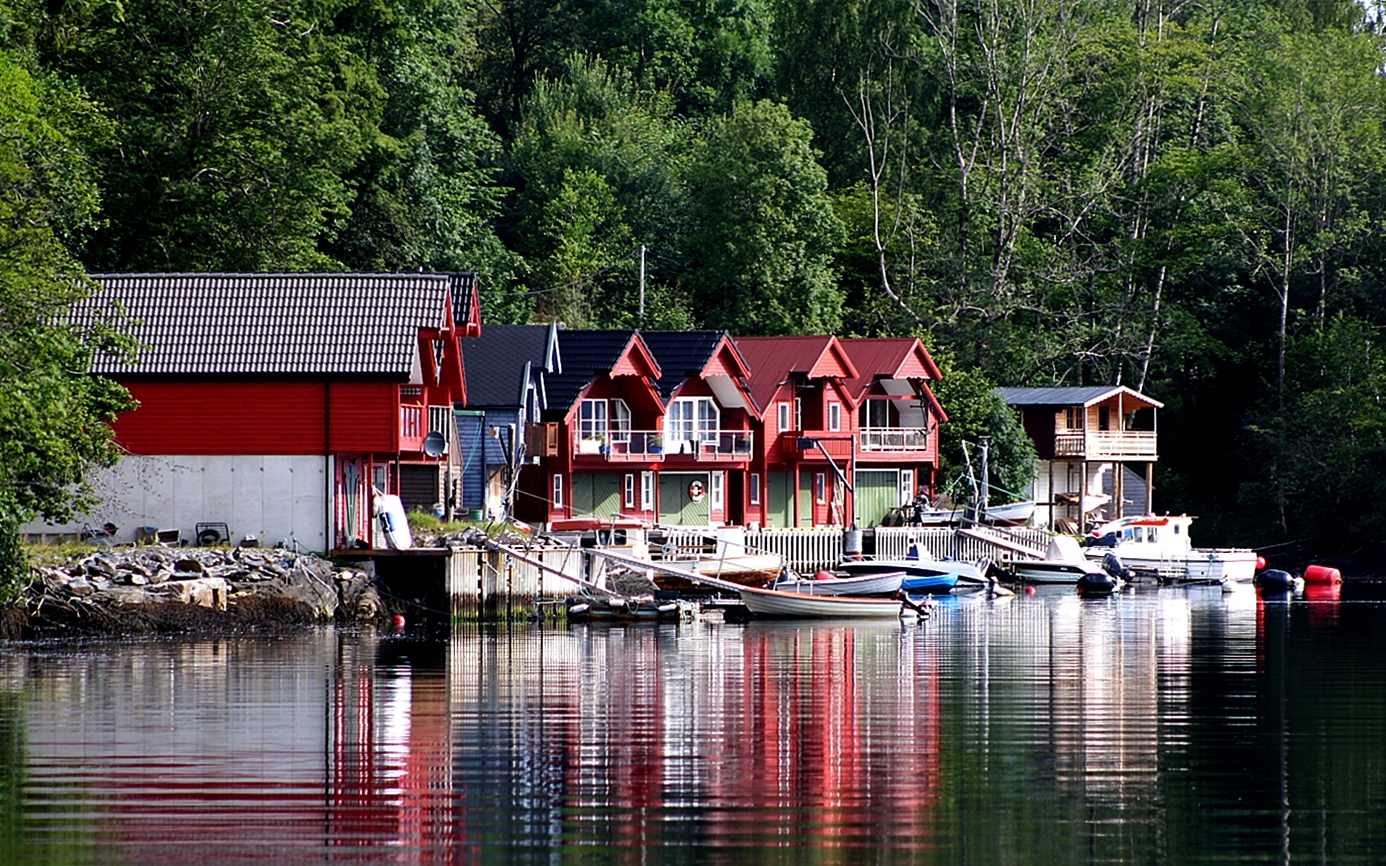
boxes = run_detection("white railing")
[875,526,1051,564]
[575,430,666,459]
[859,427,929,451]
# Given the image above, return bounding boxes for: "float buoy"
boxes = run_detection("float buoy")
[814,570,835,581]
[1255,555,1267,571]
[1077,571,1121,595]
[1304,564,1342,584]
[392,614,406,630]
[1255,569,1297,592]
[1025,585,1036,595]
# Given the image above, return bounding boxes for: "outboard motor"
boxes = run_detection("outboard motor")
[1102,552,1133,581]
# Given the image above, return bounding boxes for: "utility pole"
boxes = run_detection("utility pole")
[638,244,646,326]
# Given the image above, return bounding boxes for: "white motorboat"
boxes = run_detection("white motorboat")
[838,543,987,593]
[1083,514,1258,584]
[737,584,906,619]
[772,570,904,597]
[1010,535,1106,585]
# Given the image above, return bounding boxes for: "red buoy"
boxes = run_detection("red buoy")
[1304,564,1342,584]
[1255,556,1267,571]
[1025,586,1036,595]
[393,614,407,630]
[814,570,834,581]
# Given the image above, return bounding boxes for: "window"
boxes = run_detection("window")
[641,471,655,511]
[828,401,841,431]
[1064,407,1082,430]
[667,397,719,446]
[552,475,564,508]
[863,400,891,428]
[624,474,635,508]
[777,402,792,431]
[1098,405,1111,431]
[612,399,632,443]
[711,472,724,509]
[815,473,826,504]
[795,398,803,431]
[750,473,761,505]
[579,399,608,440]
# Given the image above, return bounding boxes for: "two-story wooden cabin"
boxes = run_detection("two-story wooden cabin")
[840,338,948,526]
[999,386,1162,530]
[736,336,859,528]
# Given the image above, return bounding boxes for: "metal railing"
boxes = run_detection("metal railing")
[859,427,929,452]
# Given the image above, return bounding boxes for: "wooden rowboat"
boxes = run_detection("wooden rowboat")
[737,584,904,619]
[771,570,904,597]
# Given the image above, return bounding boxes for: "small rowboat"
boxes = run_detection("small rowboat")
[772,570,904,597]
[737,584,905,619]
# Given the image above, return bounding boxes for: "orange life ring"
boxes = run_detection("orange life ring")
[688,480,705,502]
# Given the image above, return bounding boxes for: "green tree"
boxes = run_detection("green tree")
[49,0,372,271]
[0,50,134,592]
[929,352,1037,507]
[683,99,843,335]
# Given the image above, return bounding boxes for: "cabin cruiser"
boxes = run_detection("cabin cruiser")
[1083,514,1258,584]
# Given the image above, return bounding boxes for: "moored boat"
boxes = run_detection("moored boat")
[737,584,906,619]
[1083,514,1258,584]
[1011,535,1105,585]
[772,570,904,597]
[836,543,983,593]
[566,595,688,622]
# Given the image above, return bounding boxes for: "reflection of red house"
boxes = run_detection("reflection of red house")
[735,336,860,527]
[36,273,477,551]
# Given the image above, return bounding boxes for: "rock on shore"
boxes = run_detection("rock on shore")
[8,547,392,639]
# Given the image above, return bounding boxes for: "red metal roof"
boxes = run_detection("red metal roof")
[735,336,859,412]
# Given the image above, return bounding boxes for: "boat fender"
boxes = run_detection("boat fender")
[568,603,590,615]
[1304,564,1342,584]
[657,603,677,613]
[814,570,834,581]
[1255,569,1296,591]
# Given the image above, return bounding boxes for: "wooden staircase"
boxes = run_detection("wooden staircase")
[955,524,1050,560]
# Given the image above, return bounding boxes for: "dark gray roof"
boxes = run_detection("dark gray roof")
[546,330,638,412]
[459,325,551,408]
[77,273,452,377]
[640,330,729,401]
[998,385,1163,408]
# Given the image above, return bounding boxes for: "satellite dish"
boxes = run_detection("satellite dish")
[422,430,447,457]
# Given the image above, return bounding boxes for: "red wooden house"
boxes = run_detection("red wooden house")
[517,329,758,528]
[839,338,948,526]
[735,336,860,528]
[27,273,478,551]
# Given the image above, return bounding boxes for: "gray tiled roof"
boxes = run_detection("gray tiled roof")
[998,385,1162,408]
[77,273,452,377]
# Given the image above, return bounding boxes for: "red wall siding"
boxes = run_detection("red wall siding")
[115,382,328,455]
[328,382,399,453]
[114,380,400,455]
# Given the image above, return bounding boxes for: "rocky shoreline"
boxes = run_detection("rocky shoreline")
[6,546,392,639]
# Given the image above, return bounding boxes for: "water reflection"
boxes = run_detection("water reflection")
[0,587,1382,864]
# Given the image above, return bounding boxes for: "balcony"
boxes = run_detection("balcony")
[859,427,929,452]
[663,431,754,461]
[779,430,854,460]
[1054,430,1158,460]
[400,404,425,452]
[575,430,666,461]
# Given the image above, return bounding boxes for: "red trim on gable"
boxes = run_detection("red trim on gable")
[703,337,752,380]
[610,335,662,379]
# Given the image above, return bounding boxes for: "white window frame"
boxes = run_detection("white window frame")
[899,469,915,507]
[828,401,841,432]
[750,472,761,506]
[553,474,564,508]
[611,398,632,443]
[579,399,609,441]
[624,474,635,508]
[711,472,724,510]
[667,397,719,446]
[815,472,826,504]
[777,401,791,432]
[641,471,654,512]
[795,398,803,431]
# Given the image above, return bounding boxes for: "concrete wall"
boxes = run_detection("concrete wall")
[22,454,329,552]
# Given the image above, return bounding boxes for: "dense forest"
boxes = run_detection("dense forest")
[5,0,1386,565]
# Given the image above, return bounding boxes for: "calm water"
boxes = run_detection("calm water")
[1,584,1384,865]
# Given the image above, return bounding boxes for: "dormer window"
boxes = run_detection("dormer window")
[579,399,609,441]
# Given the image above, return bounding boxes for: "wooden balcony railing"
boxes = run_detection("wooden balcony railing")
[400,404,424,452]
[859,427,929,452]
[779,430,854,460]
[1054,430,1158,459]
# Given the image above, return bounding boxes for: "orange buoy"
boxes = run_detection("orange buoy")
[1304,564,1342,584]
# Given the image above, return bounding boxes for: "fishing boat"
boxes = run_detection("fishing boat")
[1083,514,1258,584]
[737,584,905,619]
[771,570,904,597]
[982,500,1035,526]
[836,543,986,593]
